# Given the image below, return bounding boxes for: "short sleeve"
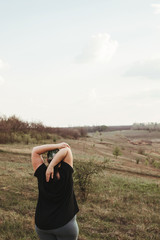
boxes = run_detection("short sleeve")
[61,161,74,173]
[34,163,47,178]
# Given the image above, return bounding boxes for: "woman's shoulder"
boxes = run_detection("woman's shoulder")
[34,163,47,177]
[61,161,74,173]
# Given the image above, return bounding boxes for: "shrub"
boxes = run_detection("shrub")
[152,161,160,169]
[145,160,149,166]
[138,148,145,155]
[113,146,121,159]
[22,134,31,145]
[53,136,57,142]
[103,157,110,164]
[74,159,103,202]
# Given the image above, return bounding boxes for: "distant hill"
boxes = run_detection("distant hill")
[0,114,159,144]
[106,125,132,131]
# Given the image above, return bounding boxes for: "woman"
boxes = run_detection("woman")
[31,142,79,240]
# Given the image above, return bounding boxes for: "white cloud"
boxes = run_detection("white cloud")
[0,59,5,69]
[0,59,7,86]
[75,33,118,64]
[88,88,97,101]
[124,58,160,79]
[125,88,160,101]
[155,24,160,30]
[0,76,5,86]
[0,59,9,69]
[151,3,160,14]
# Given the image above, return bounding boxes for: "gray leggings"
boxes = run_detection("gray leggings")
[35,215,79,240]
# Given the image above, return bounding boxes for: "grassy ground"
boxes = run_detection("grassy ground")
[0,130,160,240]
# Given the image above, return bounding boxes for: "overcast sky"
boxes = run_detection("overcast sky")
[0,0,160,127]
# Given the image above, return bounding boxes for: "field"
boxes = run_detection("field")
[0,129,160,240]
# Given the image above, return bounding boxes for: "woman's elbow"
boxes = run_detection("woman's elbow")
[31,146,38,157]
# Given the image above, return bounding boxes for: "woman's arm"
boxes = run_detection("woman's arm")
[46,146,73,182]
[46,147,69,182]
[31,142,70,171]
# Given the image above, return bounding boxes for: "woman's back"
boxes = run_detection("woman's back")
[34,161,79,230]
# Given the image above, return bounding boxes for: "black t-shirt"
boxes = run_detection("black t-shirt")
[34,161,79,230]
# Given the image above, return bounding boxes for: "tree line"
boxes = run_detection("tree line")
[132,122,160,131]
[0,115,108,144]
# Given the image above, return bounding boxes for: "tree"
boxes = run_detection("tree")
[113,146,121,159]
[74,159,103,202]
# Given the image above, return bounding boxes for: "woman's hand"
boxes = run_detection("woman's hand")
[58,142,70,149]
[46,165,54,182]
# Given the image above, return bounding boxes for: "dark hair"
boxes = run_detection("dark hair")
[47,149,60,181]
[47,149,59,164]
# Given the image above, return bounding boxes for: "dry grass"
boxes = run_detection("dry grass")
[0,130,160,239]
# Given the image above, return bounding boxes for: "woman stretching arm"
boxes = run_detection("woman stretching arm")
[31,142,70,171]
[46,146,73,182]
[32,142,79,240]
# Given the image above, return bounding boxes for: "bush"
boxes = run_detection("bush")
[74,159,103,202]
[22,134,31,145]
[152,161,160,169]
[113,146,121,159]
[138,148,145,155]
[103,156,110,164]
[53,136,57,142]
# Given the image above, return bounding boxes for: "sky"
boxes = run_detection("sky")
[0,0,160,127]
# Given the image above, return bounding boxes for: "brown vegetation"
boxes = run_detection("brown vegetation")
[132,122,160,131]
[1,116,160,239]
[0,115,111,144]
[1,126,160,239]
